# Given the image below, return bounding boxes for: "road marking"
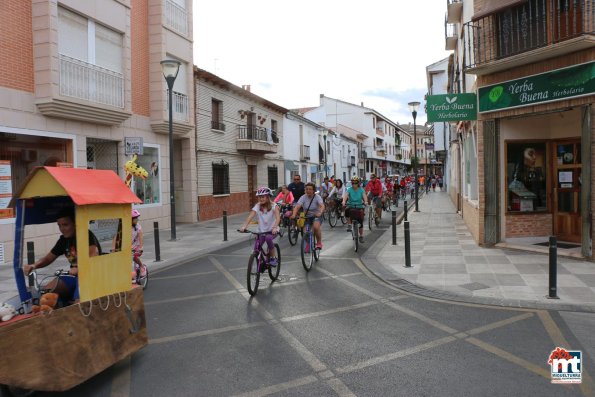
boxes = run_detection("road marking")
[110,356,131,397]
[326,378,358,397]
[335,336,458,374]
[144,290,236,306]
[280,300,381,323]
[465,312,534,335]
[537,310,595,397]
[150,270,219,280]
[230,375,318,397]
[149,322,267,345]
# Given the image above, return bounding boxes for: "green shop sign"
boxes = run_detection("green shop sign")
[426,94,477,122]
[479,61,595,113]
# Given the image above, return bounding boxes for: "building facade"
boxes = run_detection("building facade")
[0,0,195,263]
[194,68,287,220]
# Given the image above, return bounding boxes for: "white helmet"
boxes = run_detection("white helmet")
[255,187,273,197]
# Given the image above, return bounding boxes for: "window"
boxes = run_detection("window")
[212,161,230,195]
[506,141,547,212]
[268,166,279,190]
[211,99,224,131]
[132,146,160,205]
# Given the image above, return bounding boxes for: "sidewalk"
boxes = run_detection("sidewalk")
[364,191,595,312]
[0,212,252,303]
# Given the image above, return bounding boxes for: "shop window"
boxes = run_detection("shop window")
[132,146,160,205]
[88,218,122,254]
[506,142,547,212]
[0,132,71,219]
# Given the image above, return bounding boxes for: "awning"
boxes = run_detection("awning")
[284,160,298,171]
[472,0,527,21]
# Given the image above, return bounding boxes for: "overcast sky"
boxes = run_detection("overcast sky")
[193,1,451,125]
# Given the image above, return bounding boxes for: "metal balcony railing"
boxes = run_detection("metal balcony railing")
[165,0,188,35]
[59,54,124,108]
[463,0,594,70]
[238,125,278,143]
[166,90,189,122]
[301,145,311,160]
[211,120,226,131]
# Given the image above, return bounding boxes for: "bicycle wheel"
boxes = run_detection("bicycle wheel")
[247,253,260,296]
[368,206,374,231]
[288,221,299,246]
[137,265,149,290]
[313,234,319,262]
[268,243,281,281]
[352,222,359,252]
[375,211,380,226]
[328,208,337,227]
[385,198,392,212]
[301,233,313,272]
[340,208,347,224]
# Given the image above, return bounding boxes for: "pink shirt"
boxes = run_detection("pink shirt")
[274,191,294,204]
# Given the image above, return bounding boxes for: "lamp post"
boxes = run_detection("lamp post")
[161,59,181,240]
[322,130,328,178]
[408,101,420,212]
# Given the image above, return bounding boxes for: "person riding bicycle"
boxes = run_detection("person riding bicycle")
[328,179,345,213]
[343,176,368,243]
[291,182,325,250]
[365,173,383,220]
[319,176,332,200]
[274,185,294,226]
[240,187,281,266]
[131,209,146,282]
[287,174,305,203]
[384,177,394,201]
[23,207,100,304]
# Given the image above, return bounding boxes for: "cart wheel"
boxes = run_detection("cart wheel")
[0,385,35,397]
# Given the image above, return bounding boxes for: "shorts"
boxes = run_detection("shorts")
[59,274,79,301]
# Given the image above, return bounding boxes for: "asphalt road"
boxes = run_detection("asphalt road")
[38,210,594,397]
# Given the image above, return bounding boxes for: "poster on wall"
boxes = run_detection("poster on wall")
[0,160,13,219]
[506,142,547,212]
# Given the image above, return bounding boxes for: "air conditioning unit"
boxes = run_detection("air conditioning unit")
[21,149,37,162]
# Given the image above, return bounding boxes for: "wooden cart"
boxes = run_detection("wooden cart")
[0,167,148,395]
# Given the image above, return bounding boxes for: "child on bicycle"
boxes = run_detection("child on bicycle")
[240,187,281,266]
[343,176,368,243]
[131,209,146,279]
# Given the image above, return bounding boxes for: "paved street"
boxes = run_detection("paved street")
[31,208,594,397]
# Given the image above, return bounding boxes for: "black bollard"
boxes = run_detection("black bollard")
[404,200,408,221]
[153,222,161,262]
[392,210,397,245]
[404,221,411,267]
[223,210,228,242]
[27,241,35,287]
[548,236,559,299]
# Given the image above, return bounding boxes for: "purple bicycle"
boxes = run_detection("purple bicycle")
[237,230,281,296]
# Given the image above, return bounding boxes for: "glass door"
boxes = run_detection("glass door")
[553,140,582,243]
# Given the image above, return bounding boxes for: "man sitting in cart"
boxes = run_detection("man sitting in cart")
[22,207,100,304]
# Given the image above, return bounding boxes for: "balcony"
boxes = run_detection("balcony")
[300,145,311,161]
[211,120,226,131]
[463,0,595,75]
[446,0,463,23]
[445,18,457,50]
[166,90,189,123]
[236,125,278,154]
[36,54,131,125]
[164,0,188,36]
[376,127,385,137]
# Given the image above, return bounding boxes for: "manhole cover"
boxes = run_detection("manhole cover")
[459,282,489,291]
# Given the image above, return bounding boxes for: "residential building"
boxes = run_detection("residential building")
[458,0,595,258]
[0,0,195,264]
[194,68,287,220]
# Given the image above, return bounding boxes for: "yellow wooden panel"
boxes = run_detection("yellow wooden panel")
[19,169,67,198]
[76,204,133,302]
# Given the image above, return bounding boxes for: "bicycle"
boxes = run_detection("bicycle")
[300,217,320,272]
[132,250,149,290]
[327,199,346,228]
[382,193,392,212]
[368,196,380,230]
[287,210,304,246]
[348,208,365,252]
[237,230,281,296]
[277,203,293,238]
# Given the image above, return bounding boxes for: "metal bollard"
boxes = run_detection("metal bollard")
[548,236,559,299]
[223,210,228,242]
[404,221,411,267]
[153,222,161,262]
[27,241,35,287]
[404,201,408,221]
[392,210,397,245]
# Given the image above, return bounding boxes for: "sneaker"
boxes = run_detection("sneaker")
[269,257,278,267]
[316,242,323,250]
[359,236,365,244]
[346,225,352,232]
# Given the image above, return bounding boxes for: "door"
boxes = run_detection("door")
[248,165,257,209]
[553,140,582,242]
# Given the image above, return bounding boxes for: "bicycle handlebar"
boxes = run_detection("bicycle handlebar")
[237,230,276,236]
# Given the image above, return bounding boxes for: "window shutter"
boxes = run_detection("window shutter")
[95,23,123,73]
[58,7,88,61]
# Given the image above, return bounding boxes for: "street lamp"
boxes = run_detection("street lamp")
[161,59,181,240]
[322,130,328,178]
[408,101,420,212]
